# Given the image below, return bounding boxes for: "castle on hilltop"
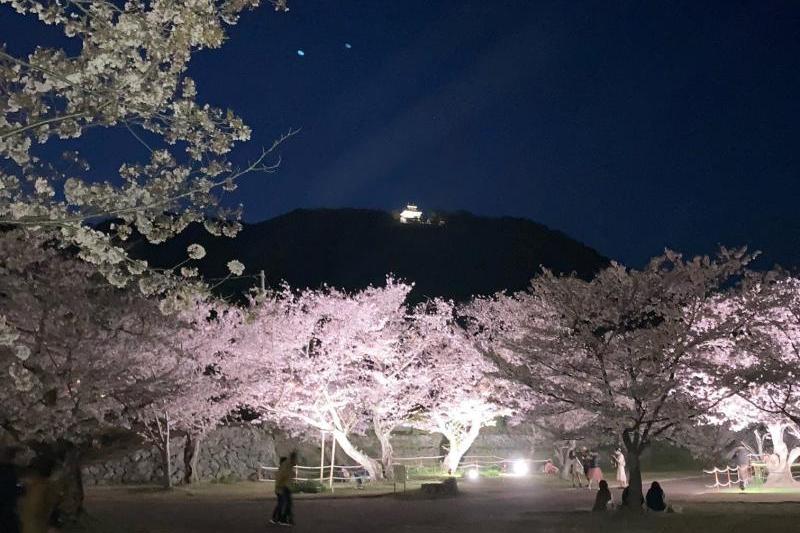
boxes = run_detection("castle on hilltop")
[399,204,423,224]
[397,204,445,225]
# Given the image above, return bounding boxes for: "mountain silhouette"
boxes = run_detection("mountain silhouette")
[127,208,609,302]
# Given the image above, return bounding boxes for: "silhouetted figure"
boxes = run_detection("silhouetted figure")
[645,481,667,512]
[271,457,287,525]
[0,447,22,533]
[733,448,751,489]
[19,456,63,533]
[592,480,612,511]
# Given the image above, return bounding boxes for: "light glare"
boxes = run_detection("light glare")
[512,459,529,476]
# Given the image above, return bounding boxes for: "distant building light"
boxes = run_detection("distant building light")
[399,204,423,224]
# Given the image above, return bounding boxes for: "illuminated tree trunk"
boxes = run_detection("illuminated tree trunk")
[331,430,382,480]
[764,422,799,486]
[441,415,483,475]
[142,408,174,489]
[555,440,576,481]
[373,419,394,479]
[182,432,203,484]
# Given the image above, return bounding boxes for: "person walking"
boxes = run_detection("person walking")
[612,448,627,488]
[733,447,751,489]
[271,452,297,526]
[586,452,603,490]
[0,447,22,533]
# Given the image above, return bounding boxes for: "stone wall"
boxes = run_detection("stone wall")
[81,422,539,485]
[82,426,278,486]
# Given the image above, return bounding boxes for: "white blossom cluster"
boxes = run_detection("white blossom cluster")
[0,0,292,343]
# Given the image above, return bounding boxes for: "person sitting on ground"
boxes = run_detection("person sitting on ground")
[645,481,667,512]
[542,459,559,477]
[592,480,612,511]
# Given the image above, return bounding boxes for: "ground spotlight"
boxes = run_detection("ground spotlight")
[512,459,529,476]
[466,468,480,481]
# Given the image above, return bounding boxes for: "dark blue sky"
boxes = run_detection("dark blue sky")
[3,1,800,267]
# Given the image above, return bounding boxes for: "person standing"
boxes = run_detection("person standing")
[0,447,22,533]
[733,447,751,489]
[579,447,590,482]
[612,448,627,488]
[271,452,297,526]
[568,450,584,488]
[271,457,288,525]
[19,456,63,533]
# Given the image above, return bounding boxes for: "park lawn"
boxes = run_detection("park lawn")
[519,502,800,533]
[84,479,425,502]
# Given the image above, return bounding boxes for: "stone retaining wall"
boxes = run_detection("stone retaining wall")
[81,422,538,485]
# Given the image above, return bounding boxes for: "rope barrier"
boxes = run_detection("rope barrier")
[257,455,548,482]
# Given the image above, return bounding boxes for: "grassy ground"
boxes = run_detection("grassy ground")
[84,479,430,501]
[518,504,800,533]
[72,473,800,533]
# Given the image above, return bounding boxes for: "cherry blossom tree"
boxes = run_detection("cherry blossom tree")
[120,301,246,487]
[410,299,526,474]
[470,249,755,506]
[0,0,293,344]
[241,279,414,480]
[0,229,197,516]
[712,276,800,485]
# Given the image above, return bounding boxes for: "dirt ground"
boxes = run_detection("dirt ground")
[74,474,800,533]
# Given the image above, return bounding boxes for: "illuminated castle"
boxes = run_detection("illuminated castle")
[399,204,423,224]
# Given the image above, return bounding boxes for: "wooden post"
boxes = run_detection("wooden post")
[328,436,337,493]
[319,431,326,482]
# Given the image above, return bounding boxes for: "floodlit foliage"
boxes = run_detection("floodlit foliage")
[712,275,800,485]
[240,279,414,479]
[412,299,526,474]
[0,229,175,447]
[0,0,292,341]
[469,249,755,504]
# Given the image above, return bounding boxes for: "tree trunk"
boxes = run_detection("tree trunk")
[625,450,643,509]
[183,433,203,484]
[373,420,394,479]
[622,431,644,511]
[332,430,382,480]
[764,422,798,487]
[442,417,482,475]
[556,440,575,481]
[159,420,172,489]
[54,445,84,525]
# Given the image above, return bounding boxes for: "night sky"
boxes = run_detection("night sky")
[3,1,800,268]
